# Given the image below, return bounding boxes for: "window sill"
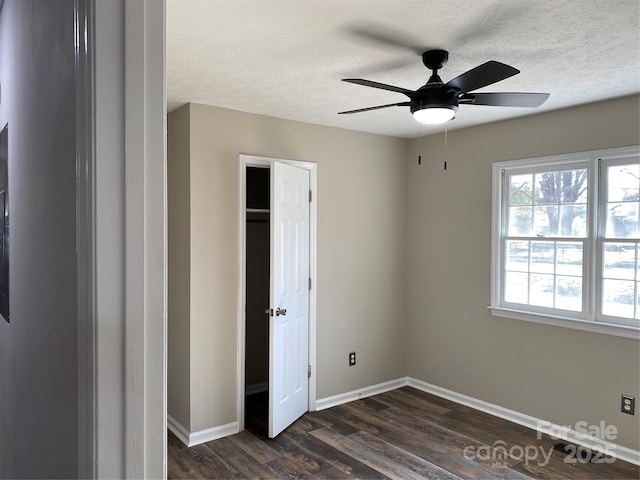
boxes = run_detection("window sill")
[488,306,640,340]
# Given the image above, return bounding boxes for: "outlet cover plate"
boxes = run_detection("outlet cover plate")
[349,352,356,366]
[621,395,635,415]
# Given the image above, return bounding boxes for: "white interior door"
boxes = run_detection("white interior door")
[268,161,310,438]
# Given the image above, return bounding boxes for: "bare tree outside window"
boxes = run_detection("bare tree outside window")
[536,170,588,236]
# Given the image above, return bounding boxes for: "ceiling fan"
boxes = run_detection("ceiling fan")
[338,49,549,125]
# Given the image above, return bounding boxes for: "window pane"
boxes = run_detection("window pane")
[530,274,554,307]
[506,241,529,272]
[505,271,528,304]
[607,164,639,202]
[561,169,588,204]
[559,205,586,237]
[603,243,636,280]
[602,279,635,318]
[508,206,533,236]
[606,202,639,238]
[556,242,582,276]
[556,276,582,311]
[534,206,557,236]
[535,172,558,204]
[503,239,586,312]
[530,241,554,273]
[509,174,533,205]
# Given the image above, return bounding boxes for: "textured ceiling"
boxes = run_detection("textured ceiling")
[167,0,640,139]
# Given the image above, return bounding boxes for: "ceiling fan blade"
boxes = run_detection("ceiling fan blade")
[445,61,520,93]
[342,57,416,77]
[462,92,550,108]
[454,3,529,47]
[346,24,425,55]
[342,78,414,95]
[338,102,410,115]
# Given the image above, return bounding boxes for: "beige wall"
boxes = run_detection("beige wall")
[406,95,640,450]
[168,105,191,429]
[168,103,408,431]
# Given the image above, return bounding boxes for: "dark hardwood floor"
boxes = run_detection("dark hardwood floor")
[168,386,640,479]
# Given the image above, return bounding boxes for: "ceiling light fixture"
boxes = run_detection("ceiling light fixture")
[412,105,457,125]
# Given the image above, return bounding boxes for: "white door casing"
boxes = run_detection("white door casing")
[269,161,310,437]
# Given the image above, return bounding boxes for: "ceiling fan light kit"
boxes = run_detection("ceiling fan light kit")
[339,49,549,126]
[412,106,457,125]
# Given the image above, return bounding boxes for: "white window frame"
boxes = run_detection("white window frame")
[490,146,640,340]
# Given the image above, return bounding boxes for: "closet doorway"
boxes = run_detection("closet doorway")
[238,155,317,438]
[244,165,270,434]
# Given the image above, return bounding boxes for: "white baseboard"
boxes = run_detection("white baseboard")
[167,414,239,447]
[167,415,190,446]
[408,378,640,467]
[315,377,408,411]
[190,421,239,446]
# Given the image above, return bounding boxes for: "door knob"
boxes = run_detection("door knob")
[276,307,287,316]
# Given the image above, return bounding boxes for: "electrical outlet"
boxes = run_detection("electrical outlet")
[349,352,356,366]
[621,395,635,415]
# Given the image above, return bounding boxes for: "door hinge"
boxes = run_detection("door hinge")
[308,365,311,378]
[309,190,312,202]
[308,277,312,290]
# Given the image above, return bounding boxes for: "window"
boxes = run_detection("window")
[491,146,640,338]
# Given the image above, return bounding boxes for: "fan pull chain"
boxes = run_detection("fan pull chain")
[418,123,422,166]
[444,127,448,171]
